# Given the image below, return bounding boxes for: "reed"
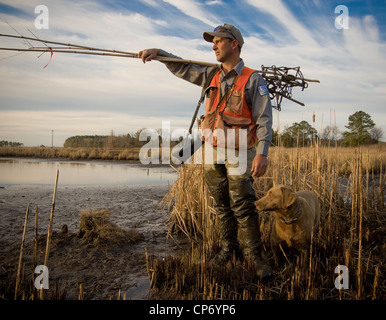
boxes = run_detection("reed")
[0,146,143,161]
[78,284,84,300]
[3,170,68,300]
[14,204,29,300]
[154,142,385,300]
[32,207,39,298]
[162,164,219,249]
[40,169,59,299]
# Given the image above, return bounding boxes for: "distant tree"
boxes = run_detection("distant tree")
[280,121,317,147]
[64,132,150,148]
[280,126,295,148]
[342,111,375,146]
[106,130,115,148]
[271,128,279,146]
[321,125,341,146]
[64,135,106,148]
[0,140,23,147]
[370,127,384,143]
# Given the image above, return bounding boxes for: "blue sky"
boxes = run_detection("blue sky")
[0,0,385,146]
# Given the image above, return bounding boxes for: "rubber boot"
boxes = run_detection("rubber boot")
[204,163,239,266]
[238,214,272,280]
[227,171,272,280]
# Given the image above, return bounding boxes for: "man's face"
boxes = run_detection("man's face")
[212,36,233,63]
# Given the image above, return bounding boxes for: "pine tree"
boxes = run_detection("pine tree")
[342,111,375,146]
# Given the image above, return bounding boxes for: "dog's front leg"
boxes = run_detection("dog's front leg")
[270,238,286,267]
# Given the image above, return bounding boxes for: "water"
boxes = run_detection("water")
[0,158,176,186]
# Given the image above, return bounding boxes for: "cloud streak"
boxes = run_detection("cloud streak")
[162,0,220,26]
[246,0,318,46]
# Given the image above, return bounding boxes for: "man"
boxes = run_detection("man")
[139,24,272,279]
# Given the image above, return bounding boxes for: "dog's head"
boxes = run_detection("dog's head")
[255,185,296,211]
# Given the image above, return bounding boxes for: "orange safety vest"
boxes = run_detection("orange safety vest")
[200,66,257,149]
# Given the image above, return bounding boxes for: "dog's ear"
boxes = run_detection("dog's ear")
[281,186,296,208]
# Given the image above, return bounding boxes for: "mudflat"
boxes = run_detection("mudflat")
[0,184,180,299]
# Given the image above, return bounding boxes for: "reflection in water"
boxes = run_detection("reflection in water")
[0,158,176,186]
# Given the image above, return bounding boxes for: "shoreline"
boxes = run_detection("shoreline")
[0,155,176,168]
[0,157,178,188]
[0,146,177,164]
[1,144,386,175]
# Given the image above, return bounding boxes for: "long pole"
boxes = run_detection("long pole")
[0,46,222,68]
[0,46,320,83]
[0,33,320,82]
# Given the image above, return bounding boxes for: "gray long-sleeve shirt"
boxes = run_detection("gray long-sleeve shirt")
[158,49,272,156]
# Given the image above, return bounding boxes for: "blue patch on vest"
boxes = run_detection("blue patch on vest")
[258,84,269,96]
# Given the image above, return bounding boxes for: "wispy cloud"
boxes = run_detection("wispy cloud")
[246,0,317,46]
[205,0,223,5]
[162,0,220,26]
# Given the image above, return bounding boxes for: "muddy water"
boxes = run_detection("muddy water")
[0,158,176,186]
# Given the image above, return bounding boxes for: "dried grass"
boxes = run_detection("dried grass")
[152,143,386,300]
[78,209,143,247]
[0,147,143,161]
[162,164,218,247]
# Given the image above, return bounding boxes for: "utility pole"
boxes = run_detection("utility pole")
[51,130,54,148]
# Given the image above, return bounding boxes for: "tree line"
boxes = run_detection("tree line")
[0,140,23,147]
[63,130,147,148]
[63,129,183,149]
[274,110,383,147]
[62,110,385,149]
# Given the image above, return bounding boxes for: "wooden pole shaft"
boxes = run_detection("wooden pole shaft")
[0,31,320,83]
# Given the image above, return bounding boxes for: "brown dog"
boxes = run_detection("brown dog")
[255,185,320,264]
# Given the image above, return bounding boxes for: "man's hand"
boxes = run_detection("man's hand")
[251,154,268,178]
[138,48,160,63]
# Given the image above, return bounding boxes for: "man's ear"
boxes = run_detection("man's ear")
[281,186,296,208]
[231,39,239,50]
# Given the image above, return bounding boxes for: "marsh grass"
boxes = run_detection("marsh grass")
[152,143,386,300]
[0,147,142,161]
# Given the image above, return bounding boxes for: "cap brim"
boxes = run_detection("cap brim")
[203,31,233,43]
